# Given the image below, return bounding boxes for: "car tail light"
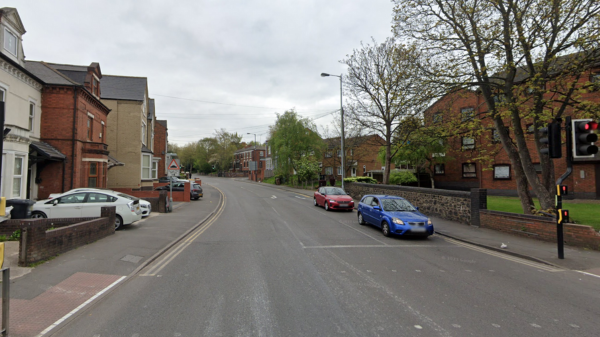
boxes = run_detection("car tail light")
[128,201,135,211]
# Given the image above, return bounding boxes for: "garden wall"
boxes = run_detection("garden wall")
[481,210,600,251]
[345,182,487,226]
[18,207,116,266]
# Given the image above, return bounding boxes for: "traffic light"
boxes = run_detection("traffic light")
[540,121,562,158]
[556,184,568,196]
[572,119,598,159]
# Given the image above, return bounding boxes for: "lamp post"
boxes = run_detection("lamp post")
[247,133,256,181]
[321,73,345,190]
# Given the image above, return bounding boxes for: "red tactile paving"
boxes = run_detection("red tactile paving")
[0,272,122,337]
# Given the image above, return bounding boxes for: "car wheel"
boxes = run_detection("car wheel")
[381,221,391,237]
[358,212,366,225]
[115,215,123,230]
[324,202,330,211]
[313,198,318,207]
[31,211,47,219]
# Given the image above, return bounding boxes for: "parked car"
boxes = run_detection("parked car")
[357,195,434,237]
[158,176,187,183]
[155,182,201,200]
[31,190,143,230]
[192,183,203,199]
[48,188,152,217]
[314,187,354,211]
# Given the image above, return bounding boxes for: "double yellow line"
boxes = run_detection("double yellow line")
[140,187,226,277]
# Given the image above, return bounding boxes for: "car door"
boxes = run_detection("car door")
[81,192,115,217]
[316,187,325,206]
[360,196,374,223]
[369,197,383,226]
[49,192,87,218]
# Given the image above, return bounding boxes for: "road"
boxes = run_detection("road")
[51,177,600,337]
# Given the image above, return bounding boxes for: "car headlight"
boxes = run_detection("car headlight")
[427,218,432,225]
[330,199,336,203]
[392,218,404,225]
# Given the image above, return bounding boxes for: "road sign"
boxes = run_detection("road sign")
[168,159,180,170]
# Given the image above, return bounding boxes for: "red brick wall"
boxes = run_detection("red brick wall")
[481,210,600,251]
[113,184,190,202]
[37,85,110,199]
[154,121,168,176]
[18,207,116,265]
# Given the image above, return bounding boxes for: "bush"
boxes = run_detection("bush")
[344,176,378,184]
[9,230,21,241]
[389,171,417,185]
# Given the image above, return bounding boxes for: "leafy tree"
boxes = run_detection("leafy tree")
[343,38,434,184]
[295,156,321,188]
[269,109,324,179]
[389,171,418,185]
[209,129,243,172]
[393,0,600,212]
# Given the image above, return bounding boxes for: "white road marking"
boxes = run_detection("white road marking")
[36,276,126,337]
[569,324,580,328]
[492,324,501,328]
[414,325,423,329]
[452,324,461,328]
[271,195,277,199]
[295,196,305,199]
[530,323,542,328]
[576,270,600,279]
[303,244,448,249]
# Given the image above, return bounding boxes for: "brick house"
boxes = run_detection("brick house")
[233,145,271,181]
[0,7,50,200]
[424,71,600,198]
[320,135,393,182]
[25,61,111,200]
[154,119,168,177]
[101,75,158,189]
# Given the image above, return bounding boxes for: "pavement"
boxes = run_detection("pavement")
[0,185,222,337]
[241,179,600,275]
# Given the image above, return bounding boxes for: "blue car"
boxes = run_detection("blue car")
[357,195,434,237]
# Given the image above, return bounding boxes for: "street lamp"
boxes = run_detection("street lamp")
[321,72,345,189]
[247,133,257,181]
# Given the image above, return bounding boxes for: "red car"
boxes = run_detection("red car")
[314,187,354,211]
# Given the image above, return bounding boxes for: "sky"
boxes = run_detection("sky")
[9,0,395,146]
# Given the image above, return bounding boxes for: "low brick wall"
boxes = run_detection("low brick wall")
[345,183,486,225]
[113,186,188,202]
[481,210,600,251]
[18,207,116,266]
[0,217,100,236]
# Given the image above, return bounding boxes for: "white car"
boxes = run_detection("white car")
[32,190,142,230]
[49,188,152,217]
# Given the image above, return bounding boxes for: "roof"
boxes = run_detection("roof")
[25,61,78,86]
[156,120,168,128]
[234,146,266,154]
[0,53,44,84]
[141,145,153,153]
[107,154,124,167]
[101,75,147,101]
[30,141,66,161]
[148,99,155,120]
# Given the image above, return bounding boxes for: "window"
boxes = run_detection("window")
[493,94,507,103]
[591,73,600,90]
[434,164,445,175]
[363,165,366,174]
[3,29,17,56]
[493,164,511,180]
[260,151,264,157]
[142,121,147,145]
[337,166,342,175]
[87,117,93,140]
[0,87,5,101]
[462,163,476,178]
[29,102,35,131]
[337,150,342,157]
[526,124,535,134]
[57,193,87,204]
[92,77,98,96]
[142,154,151,179]
[100,121,104,139]
[462,137,475,150]
[492,128,501,143]
[12,157,23,198]
[325,151,332,158]
[349,149,354,156]
[433,112,443,124]
[152,160,158,179]
[86,193,115,203]
[461,108,474,121]
[325,167,333,175]
[88,162,98,187]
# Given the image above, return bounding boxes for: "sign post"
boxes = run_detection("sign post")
[167,159,180,212]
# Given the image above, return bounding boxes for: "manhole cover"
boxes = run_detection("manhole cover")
[121,255,143,263]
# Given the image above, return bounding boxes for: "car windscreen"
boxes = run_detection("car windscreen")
[323,188,346,195]
[381,199,416,212]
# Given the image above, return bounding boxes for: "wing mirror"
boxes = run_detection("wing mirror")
[373,206,381,211]
[52,199,59,206]
[416,206,419,211]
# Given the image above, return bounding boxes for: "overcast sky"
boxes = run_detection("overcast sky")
[9,0,395,146]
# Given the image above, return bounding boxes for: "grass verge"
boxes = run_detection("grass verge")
[487,196,600,231]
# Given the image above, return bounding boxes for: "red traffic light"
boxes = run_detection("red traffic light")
[584,121,598,130]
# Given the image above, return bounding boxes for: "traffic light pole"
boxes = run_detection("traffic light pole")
[555,116,572,259]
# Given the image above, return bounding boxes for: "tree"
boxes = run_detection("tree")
[343,38,434,184]
[209,129,243,172]
[392,0,600,212]
[269,109,324,179]
[296,156,321,188]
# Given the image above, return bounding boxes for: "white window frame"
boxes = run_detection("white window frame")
[12,156,24,198]
[325,167,333,175]
[363,165,366,174]
[152,159,159,179]
[142,121,147,145]
[3,28,17,56]
[29,100,35,131]
[141,153,152,179]
[337,166,342,175]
